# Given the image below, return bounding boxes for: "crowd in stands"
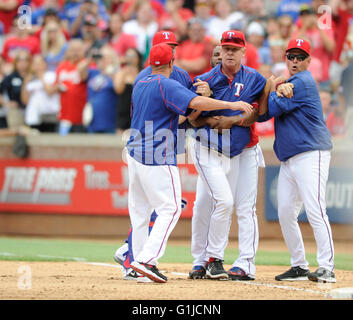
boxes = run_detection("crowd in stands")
[0,0,352,138]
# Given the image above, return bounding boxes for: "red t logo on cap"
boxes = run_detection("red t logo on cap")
[162,32,170,40]
[296,39,304,46]
[227,31,235,38]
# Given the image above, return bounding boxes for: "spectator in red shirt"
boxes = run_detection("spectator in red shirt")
[159,0,194,38]
[2,16,41,64]
[0,0,23,34]
[54,39,87,135]
[330,0,353,62]
[329,0,353,88]
[294,5,335,84]
[108,12,137,59]
[174,18,213,80]
[242,42,261,70]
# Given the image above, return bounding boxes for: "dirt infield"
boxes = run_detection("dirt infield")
[1,239,352,300]
[1,261,353,300]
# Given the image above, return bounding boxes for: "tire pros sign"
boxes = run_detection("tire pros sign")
[0,159,197,218]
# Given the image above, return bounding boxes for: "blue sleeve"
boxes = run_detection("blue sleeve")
[253,72,267,98]
[162,78,198,116]
[268,77,307,117]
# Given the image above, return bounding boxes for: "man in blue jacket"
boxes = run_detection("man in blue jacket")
[113,30,206,281]
[259,38,336,283]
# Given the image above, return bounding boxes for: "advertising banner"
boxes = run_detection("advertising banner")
[0,159,198,218]
[265,166,353,224]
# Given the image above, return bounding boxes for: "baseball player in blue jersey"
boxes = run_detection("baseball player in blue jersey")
[126,43,253,283]
[187,30,270,280]
[113,31,204,281]
[259,38,336,283]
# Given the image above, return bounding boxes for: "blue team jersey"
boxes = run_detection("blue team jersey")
[86,69,118,133]
[260,70,332,162]
[134,65,193,155]
[194,63,266,157]
[134,65,193,90]
[127,74,198,166]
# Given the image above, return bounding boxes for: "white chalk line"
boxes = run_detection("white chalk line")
[240,280,325,296]
[36,254,86,262]
[0,252,17,257]
[0,251,87,262]
[83,264,328,297]
[0,255,331,297]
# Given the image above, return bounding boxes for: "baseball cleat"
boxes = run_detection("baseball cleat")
[114,243,128,266]
[189,265,206,279]
[123,270,139,280]
[275,266,309,281]
[130,261,167,283]
[205,258,228,280]
[227,267,255,281]
[308,267,336,283]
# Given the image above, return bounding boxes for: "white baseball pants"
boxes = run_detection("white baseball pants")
[190,140,240,262]
[191,141,264,277]
[127,154,182,266]
[277,150,335,271]
[231,144,264,276]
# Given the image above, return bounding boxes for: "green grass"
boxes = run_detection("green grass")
[0,237,352,271]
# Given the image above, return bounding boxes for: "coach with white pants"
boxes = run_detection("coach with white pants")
[259,38,335,283]
[187,30,270,281]
[127,43,253,283]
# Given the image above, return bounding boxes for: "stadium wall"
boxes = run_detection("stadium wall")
[0,134,352,241]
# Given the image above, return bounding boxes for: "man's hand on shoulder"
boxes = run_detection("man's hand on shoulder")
[193,79,213,97]
[276,83,294,98]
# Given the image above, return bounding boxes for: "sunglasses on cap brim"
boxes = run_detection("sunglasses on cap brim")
[286,53,308,61]
[221,37,245,46]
